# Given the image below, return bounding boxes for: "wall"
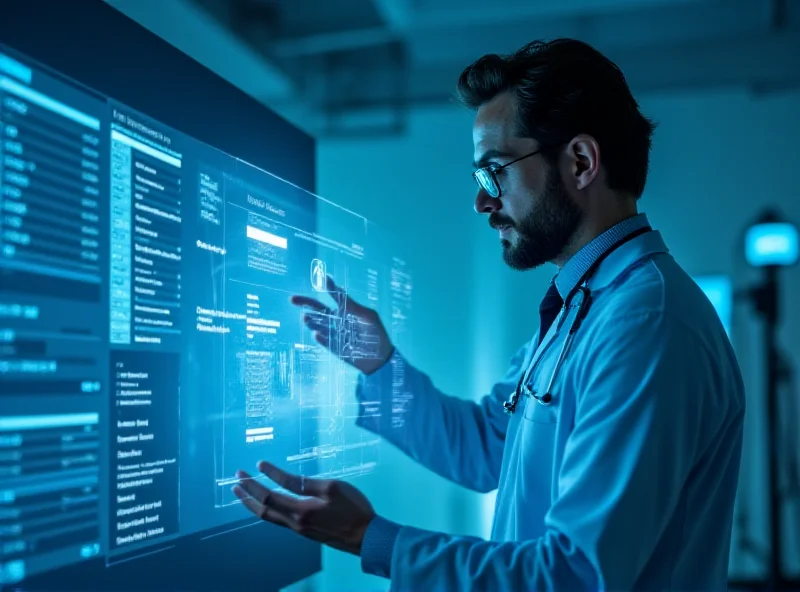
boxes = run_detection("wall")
[302,87,800,590]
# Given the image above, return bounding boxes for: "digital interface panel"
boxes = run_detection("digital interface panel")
[0,41,412,590]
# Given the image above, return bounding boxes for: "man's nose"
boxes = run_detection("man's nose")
[474,189,501,214]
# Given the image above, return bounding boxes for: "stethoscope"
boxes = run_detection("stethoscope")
[503,226,652,415]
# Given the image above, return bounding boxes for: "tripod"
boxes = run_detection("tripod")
[735,265,799,591]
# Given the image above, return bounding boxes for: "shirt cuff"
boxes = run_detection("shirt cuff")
[360,515,402,579]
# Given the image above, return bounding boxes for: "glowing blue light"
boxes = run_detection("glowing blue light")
[693,275,733,338]
[745,222,799,267]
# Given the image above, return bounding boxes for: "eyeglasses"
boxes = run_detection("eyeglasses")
[472,149,543,198]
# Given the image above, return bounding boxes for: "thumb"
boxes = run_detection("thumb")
[326,275,360,312]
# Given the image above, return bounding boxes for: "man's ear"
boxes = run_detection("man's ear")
[566,134,601,190]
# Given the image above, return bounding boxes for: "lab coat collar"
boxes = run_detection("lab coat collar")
[531,218,669,381]
[590,229,669,292]
[553,213,662,300]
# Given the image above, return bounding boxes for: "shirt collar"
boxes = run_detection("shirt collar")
[554,213,660,300]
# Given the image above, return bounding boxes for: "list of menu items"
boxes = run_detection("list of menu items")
[108,350,179,552]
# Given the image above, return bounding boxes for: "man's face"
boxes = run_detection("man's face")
[472,93,582,270]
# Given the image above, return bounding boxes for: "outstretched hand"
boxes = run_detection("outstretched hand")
[232,461,375,556]
[290,275,394,375]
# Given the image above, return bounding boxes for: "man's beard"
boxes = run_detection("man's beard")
[491,167,582,271]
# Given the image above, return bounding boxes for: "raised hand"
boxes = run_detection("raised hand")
[232,461,375,556]
[290,275,394,375]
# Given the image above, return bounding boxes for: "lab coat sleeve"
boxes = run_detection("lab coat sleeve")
[354,343,529,493]
[367,312,708,590]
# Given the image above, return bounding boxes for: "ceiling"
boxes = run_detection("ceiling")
[106,0,800,136]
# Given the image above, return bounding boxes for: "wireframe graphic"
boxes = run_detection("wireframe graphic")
[205,164,408,507]
[311,258,326,292]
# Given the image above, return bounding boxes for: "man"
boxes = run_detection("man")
[233,39,745,590]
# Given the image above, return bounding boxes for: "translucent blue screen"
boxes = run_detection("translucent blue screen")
[0,38,330,591]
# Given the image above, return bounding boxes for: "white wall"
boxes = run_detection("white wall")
[304,87,800,590]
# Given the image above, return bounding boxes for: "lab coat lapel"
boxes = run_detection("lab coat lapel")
[528,307,566,371]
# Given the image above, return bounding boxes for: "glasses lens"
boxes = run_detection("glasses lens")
[474,168,499,198]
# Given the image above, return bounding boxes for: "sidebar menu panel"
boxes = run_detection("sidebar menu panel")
[104,106,182,559]
[108,350,179,552]
[0,51,107,584]
[108,108,182,350]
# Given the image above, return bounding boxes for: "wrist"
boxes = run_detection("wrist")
[361,345,395,375]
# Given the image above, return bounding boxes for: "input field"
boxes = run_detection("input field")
[246,225,287,249]
[0,413,99,431]
[111,129,182,169]
[245,427,274,436]
[245,318,280,327]
[0,76,99,129]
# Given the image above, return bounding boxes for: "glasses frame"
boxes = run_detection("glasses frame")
[472,148,543,198]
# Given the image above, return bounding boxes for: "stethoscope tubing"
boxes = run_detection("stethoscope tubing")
[504,284,589,413]
[503,225,653,415]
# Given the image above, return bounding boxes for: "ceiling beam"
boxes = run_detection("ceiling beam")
[103,0,295,102]
[319,31,800,111]
[407,0,769,65]
[267,0,765,61]
[409,0,706,29]
[767,0,788,31]
[269,0,413,57]
[371,0,412,31]
[270,27,397,58]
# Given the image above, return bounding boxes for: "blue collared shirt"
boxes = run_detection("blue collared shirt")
[355,214,745,591]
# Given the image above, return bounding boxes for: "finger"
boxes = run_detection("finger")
[313,331,330,349]
[232,484,270,519]
[325,276,350,310]
[327,278,366,316]
[265,488,309,514]
[235,470,271,504]
[290,296,330,314]
[256,461,304,494]
[257,461,334,499]
[235,470,306,514]
[325,274,339,294]
[231,485,297,529]
[303,312,330,331]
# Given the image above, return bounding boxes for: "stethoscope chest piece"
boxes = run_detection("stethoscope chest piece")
[504,382,553,415]
[530,386,553,406]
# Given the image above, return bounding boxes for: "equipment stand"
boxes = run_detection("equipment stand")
[750,266,787,591]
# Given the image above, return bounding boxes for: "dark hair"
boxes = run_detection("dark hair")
[457,38,656,199]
